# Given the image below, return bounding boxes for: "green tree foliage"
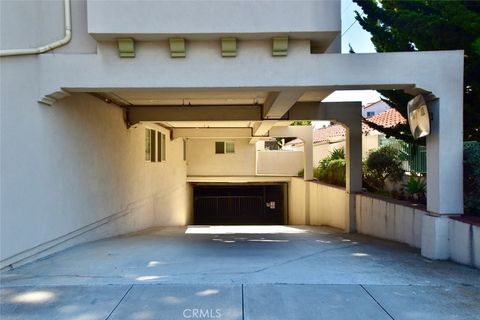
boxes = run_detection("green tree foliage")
[363,145,405,192]
[353,0,480,141]
[290,120,312,126]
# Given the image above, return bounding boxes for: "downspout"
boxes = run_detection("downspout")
[0,0,71,57]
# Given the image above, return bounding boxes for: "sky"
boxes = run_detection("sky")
[322,0,383,106]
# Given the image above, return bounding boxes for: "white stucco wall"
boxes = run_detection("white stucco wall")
[256,151,303,176]
[0,87,191,268]
[0,0,97,54]
[355,194,424,249]
[355,194,479,269]
[0,0,189,268]
[288,178,346,229]
[448,219,480,268]
[87,0,341,44]
[186,139,256,176]
[288,178,306,225]
[294,134,380,167]
[309,182,346,230]
[361,101,390,118]
[312,141,345,165]
[362,135,381,158]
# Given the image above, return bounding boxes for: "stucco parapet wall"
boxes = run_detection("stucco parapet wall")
[357,191,427,211]
[86,0,340,43]
[294,177,347,192]
[356,193,425,249]
[35,49,464,104]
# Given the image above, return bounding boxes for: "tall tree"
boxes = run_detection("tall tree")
[353,0,480,142]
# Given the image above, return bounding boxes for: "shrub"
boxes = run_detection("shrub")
[297,168,304,177]
[464,141,480,215]
[316,148,346,187]
[363,145,404,192]
[402,172,426,202]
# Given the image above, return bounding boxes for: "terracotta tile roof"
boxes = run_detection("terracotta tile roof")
[285,124,346,146]
[313,124,346,143]
[286,108,406,146]
[363,108,406,133]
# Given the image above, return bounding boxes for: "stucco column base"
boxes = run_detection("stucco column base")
[421,214,450,260]
[344,193,356,233]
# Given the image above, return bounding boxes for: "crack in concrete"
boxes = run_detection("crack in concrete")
[360,284,395,320]
[249,243,358,274]
[105,284,134,320]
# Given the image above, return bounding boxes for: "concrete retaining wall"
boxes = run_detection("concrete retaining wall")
[355,194,424,249]
[356,193,480,269]
[288,178,346,229]
[308,182,346,230]
[288,178,307,225]
[449,219,480,268]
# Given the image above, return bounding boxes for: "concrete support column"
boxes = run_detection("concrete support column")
[426,97,463,215]
[421,214,450,259]
[422,89,463,260]
[269,125,313,225]
[344,120,362,232]
[303,133,314,181]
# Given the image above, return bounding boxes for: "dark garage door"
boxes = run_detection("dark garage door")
[193,184,284,225]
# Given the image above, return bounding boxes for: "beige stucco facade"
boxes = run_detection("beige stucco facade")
[186,139,256,176]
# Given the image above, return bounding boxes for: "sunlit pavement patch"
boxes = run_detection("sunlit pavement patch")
[244,284,391,320]
[2,283,479,320]
[0,285,130,320]
[107,284,242,320]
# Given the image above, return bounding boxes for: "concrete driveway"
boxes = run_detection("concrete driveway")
[1,226,479,319]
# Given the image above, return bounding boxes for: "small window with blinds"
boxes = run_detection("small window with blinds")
[145,129,166,162]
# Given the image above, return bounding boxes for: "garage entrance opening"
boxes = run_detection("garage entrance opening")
[193,184,285,225]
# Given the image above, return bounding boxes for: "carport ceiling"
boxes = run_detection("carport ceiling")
[159,120,293,128]
[91,89,332,106]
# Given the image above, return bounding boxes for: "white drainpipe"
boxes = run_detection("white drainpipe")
[0,0,71,57]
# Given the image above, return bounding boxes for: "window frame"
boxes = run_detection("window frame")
[145,128,166,163]
[215,141,235,154]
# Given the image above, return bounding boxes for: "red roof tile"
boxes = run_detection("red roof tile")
[363,108,406,133]
[285,108,406,146]
[313,124,346,143]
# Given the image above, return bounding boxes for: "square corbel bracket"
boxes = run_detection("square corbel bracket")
[221,37,237,57]
[117,38,135,58]
[272,36,288,56]
[169,38,186,58]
